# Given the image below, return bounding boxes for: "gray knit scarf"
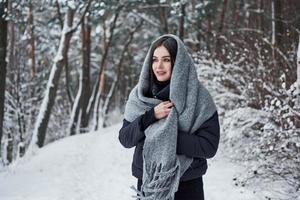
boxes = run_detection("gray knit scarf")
[124,34,217,200]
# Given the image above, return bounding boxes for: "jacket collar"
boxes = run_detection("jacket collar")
[152,83,170,101]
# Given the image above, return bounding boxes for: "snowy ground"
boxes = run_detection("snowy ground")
[0,123,259,200]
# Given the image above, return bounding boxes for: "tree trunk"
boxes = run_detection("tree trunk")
[0,0,8,158]
[232,1,239,27]
[297,36,300,109]
[69,15,91,135]
[64,45,73,106]
[28,0,36,77]
[54,0,73,105]
[218,0,228,34]
[257,0,263,31]
[28,0,37,143]
[274,0,284,51]
[206,8,213,52]
[159,5,168,34]
[215,0,229,59]
[80,15,91,130]
[28,9,75,149]
[179,3,185,39]
[5,0,18,163]
[271,0,275,59]
[92,23,108,131]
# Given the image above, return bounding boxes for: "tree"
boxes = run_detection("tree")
[89,5,123,131]
[69,14,91,135]
[178,2,186,39]
[214,0,228,60]
[27,1,91,150]
[0,0,8,160]
[297,36,300,109]
[102,20,143,127]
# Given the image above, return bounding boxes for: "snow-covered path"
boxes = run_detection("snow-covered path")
[0,123,257,200]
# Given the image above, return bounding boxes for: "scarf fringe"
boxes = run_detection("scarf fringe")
[132,160,180,200]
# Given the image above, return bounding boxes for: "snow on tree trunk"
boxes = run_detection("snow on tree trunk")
[271,0,275,59]
[101,79,116,128]
[297,36,300,109]
[68,71,83,136]
[92,87,102,131]
[27,10,75,153]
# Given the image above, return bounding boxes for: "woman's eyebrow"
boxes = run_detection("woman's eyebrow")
[152,55,171,58]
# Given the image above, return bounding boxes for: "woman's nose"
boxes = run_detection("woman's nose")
[157,60,163,68]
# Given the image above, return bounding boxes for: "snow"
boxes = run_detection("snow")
[95,25,102,34]
[67,1,76,10]
[0,125,135,200]
[0,124,260,200]
[98,9,105,16]
[222,107,270,139]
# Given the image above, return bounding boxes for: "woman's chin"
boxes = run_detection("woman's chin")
[157,77,168,82]
[156,75,171,82]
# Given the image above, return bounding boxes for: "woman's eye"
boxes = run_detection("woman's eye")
[152,58,158,62]
[164,59,170,62]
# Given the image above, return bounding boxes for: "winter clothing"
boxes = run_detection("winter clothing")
[119,81,220,181]
[120,109,219,181]
[121,34,218,200]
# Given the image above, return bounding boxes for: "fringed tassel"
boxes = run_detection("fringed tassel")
[130,185,156,200]
[135,160,181,200]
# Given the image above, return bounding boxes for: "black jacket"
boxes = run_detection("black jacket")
[118,83,220,181]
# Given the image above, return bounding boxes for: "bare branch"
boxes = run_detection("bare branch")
[129,11,160,28]
[226,28,293,70]
[136,4,170,9]
[55,0,63,29]
[67,0,92,35]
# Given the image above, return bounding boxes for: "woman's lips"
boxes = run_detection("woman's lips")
[156,71,165,75]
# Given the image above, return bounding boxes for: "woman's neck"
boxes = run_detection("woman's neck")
[154,78,170,87]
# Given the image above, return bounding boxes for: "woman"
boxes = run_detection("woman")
[119,34,220,200]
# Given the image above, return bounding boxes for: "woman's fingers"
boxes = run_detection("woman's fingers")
[154,101,174,119]
[161,101,173,107]
[164,102,173,108]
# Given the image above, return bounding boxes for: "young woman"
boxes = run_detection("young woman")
[119,34,220,200]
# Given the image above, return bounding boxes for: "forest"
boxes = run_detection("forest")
[0,0,299,199]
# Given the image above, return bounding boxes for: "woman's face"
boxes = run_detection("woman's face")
[152,45,172,82]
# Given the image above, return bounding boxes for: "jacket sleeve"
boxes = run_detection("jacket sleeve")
[119,108,158,148]
[176,111,220,159]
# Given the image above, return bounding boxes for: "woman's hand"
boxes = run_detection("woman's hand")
[154,101,174,119]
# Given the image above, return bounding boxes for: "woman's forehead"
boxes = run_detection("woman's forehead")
[153,46,170,57]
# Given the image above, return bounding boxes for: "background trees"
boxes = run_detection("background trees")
[0,0,299,198]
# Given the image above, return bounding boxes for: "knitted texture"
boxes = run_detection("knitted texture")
[124,34,217,200]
